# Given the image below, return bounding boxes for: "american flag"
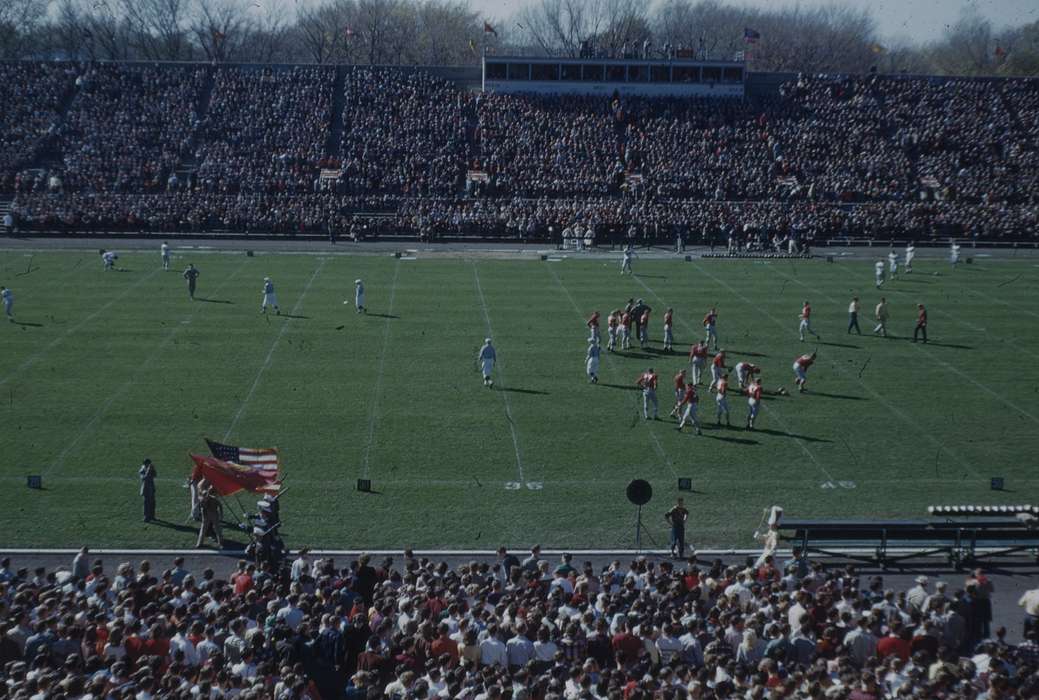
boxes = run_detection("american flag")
[205,439,279,476]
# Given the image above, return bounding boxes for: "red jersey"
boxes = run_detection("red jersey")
[607,315,618,329]
[621,313,631,326]
[716,378,728,397]
[917,308,927,326]
[674,372,686,391]
[689,343,708,361]
[664,311,673,327]
[637,371,658,390]
[703,311,717,326]
[747,383,763,401]
[680,384,698,405]
[801,304,811,320]
[640,310,651,325]
[713,352,727,368]
[795,354,815,369]
[587,312,600,328]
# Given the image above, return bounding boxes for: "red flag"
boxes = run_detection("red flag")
[483,21,497,37]
[190,454,281,496]
[994,46,1007,60]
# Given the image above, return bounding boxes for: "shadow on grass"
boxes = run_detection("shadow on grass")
[810,391,867,401]
[12,320,43,327]
[753,428,832,443]
[280,313,310,320]
[634,274,667,279]
[614,351,654,360]
[14,267,40,277]
[197,298,233,304]
[704,433,759,445]
[817,341,861,349]
[498,387,550,396]
[366,313,400,319]
[599,383,640,391]
[896,338,973,350]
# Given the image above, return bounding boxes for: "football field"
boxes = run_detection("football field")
[1,247,1037,550]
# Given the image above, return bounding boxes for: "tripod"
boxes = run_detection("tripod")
[633,504,661,553]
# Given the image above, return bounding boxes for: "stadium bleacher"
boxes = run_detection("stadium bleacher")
[0,549,1034,699]
[2,64,1037,244]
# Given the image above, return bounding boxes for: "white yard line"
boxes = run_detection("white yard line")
[632,274,838,484]
[874,275,1039,362]
[45,259,250,477]
[696,262,983,477]
[0,267,163,388]
[776,265,1039,429]
[471,263,526,484]
[360,262,402,480]
[546,266,677,478]
[223,260,326,441]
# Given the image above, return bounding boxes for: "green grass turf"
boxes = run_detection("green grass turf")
[1,249,1037,550]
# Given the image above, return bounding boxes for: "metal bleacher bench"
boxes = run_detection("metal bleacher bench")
[778,518,1039,568]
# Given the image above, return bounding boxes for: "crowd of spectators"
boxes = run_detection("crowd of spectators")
[337,69,469,197]
[11,64,208,195]
[193,67,335,196]
[3,63,1039,243]
[0,63,74,188]
[0,549,1037,699]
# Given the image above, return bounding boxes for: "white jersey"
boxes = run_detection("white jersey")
[874,261,884,277]
[161,243,169,258]
[888,253,897,272]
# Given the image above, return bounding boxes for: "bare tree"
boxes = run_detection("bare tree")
[0,0,48,59]
[119,0,192,61]
[189,0,251,63]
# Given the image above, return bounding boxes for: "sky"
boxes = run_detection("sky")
[466,0,1039,46]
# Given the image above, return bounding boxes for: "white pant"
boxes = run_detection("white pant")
[663,325,673,347]
[793,363,807,382]
[262,292,279,309]
[679,402,699,428]
[748,399,759,420]
[355,292,365,308]
[705,325,716,346]
[716,395,729,416]
[710,365,722,388]
[481,359,494,377]
[586,358,599,377]
[642,389,657,418]
[691,359,704,384]
[736,366,749,386]
[589,326,600,343]
[607,327,617,348]
[3,300,11,317]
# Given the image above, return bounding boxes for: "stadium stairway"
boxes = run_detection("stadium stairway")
[23,70,83,173]
[324,66,347,161]
[171,68,218,191]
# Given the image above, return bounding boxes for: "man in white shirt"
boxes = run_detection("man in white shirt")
[505,623,535,669]
[847,296,861,335]
[291,549,310,581]
[874,259,885,288]
[276,595,304,631]
[161,242,171,270]
[843,616,878,668]
[479,624,507,667]
[169,621,199,666]
[873,297,889,337]
[904,242,915,272]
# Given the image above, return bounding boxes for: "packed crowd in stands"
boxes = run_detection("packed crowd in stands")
[338,68,470,197]
[2,62,1038,243]
[0,548,1037,699]
[0,63,74,180]
[194,67,335,196]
